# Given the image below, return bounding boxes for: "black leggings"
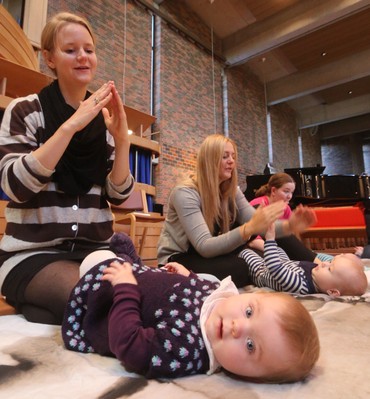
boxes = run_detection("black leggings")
[167,235,317,289]
[275,235,317,262]
[168,245,252,288]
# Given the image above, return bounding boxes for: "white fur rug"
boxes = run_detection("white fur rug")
[1,295,369,399]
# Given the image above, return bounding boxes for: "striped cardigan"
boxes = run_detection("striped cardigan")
[0,94,134,290]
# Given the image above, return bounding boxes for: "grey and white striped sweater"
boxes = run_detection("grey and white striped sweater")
[0,94,134,290]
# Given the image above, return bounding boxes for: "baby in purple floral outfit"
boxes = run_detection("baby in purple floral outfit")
[62,233,320,383]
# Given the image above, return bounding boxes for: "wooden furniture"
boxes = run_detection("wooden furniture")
[0,5,39,70]
[300,206,367,254]
[0,200,16,315]
[0,200,7,240]
[112,189,165,267]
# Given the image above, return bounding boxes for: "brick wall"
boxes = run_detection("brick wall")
[45,0,322,210]
[300,127,324,168]
[152,17,224,204]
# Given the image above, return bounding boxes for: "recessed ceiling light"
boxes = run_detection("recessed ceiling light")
[321,52,327,56]
[348,90,353,95]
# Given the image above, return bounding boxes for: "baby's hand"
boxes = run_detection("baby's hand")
[249,201,285,235]
[248,237,264,252]
[354,246,363,257]
[265,223,276,241]
[162,262,191,277]
[102,261,138,286]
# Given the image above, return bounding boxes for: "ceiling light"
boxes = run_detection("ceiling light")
[348,90,353,95]
[321,52,327,57]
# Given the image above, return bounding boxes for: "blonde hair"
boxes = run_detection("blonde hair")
[237,292,320,384]
[183,134,238,234]
[335,256,367,296]
[254,172,295,197]
[41,12,96,68]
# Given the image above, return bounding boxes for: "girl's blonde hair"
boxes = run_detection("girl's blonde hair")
[183,134,238,234]
[41,12,96,53]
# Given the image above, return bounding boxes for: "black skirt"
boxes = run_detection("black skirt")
[2,241,108,306]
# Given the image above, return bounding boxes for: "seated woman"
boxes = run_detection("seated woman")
[0,12,133,325]
[157,134,317,288]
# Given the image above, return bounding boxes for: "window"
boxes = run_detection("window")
[1,0,48,49]
[1,0,24,25]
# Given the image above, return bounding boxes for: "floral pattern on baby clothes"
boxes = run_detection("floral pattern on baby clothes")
[62,258,161,356]
[145,275,215,377]
[62,256,220,378]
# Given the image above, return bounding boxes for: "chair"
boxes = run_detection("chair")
[111,189,165,267]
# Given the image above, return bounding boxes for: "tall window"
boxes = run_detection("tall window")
[2,0,48,49]
[266,110,273,163]
[150,14,155,117]
[363,143,370,174]
[298,130,303,167]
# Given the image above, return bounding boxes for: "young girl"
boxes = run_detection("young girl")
[62,233,320,383]
[250,173,296,219]
[0,12,133,325]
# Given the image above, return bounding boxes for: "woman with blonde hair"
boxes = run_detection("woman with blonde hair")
[157,134,316,287]
[0,12,133,324]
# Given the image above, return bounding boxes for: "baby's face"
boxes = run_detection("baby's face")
[205,293,295,378]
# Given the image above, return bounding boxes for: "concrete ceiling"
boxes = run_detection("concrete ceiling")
[152,0,370,140]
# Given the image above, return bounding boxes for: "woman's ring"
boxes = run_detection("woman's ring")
[94,97,100,105]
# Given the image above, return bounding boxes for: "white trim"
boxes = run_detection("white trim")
[22,0,48,49]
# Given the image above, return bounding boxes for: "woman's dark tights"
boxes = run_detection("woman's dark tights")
[23,260,80,325]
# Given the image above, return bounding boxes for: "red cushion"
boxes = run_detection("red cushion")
[311,206,365,228]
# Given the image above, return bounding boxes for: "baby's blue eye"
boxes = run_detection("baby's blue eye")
[245,306,253,318]
[246,338,255,353]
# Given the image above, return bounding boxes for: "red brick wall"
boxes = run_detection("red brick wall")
[226,65,268,192]
[44,0,320,210]
[152,17,224,204]
[300,127,323,168]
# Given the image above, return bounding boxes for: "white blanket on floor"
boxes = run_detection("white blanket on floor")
[1,296,369,399]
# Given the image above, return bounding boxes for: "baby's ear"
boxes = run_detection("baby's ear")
[327,288,341,297]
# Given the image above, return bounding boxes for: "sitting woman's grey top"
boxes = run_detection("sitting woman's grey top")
[157,185,286,265]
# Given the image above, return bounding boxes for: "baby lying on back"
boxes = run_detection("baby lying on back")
[239,223,367,297]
